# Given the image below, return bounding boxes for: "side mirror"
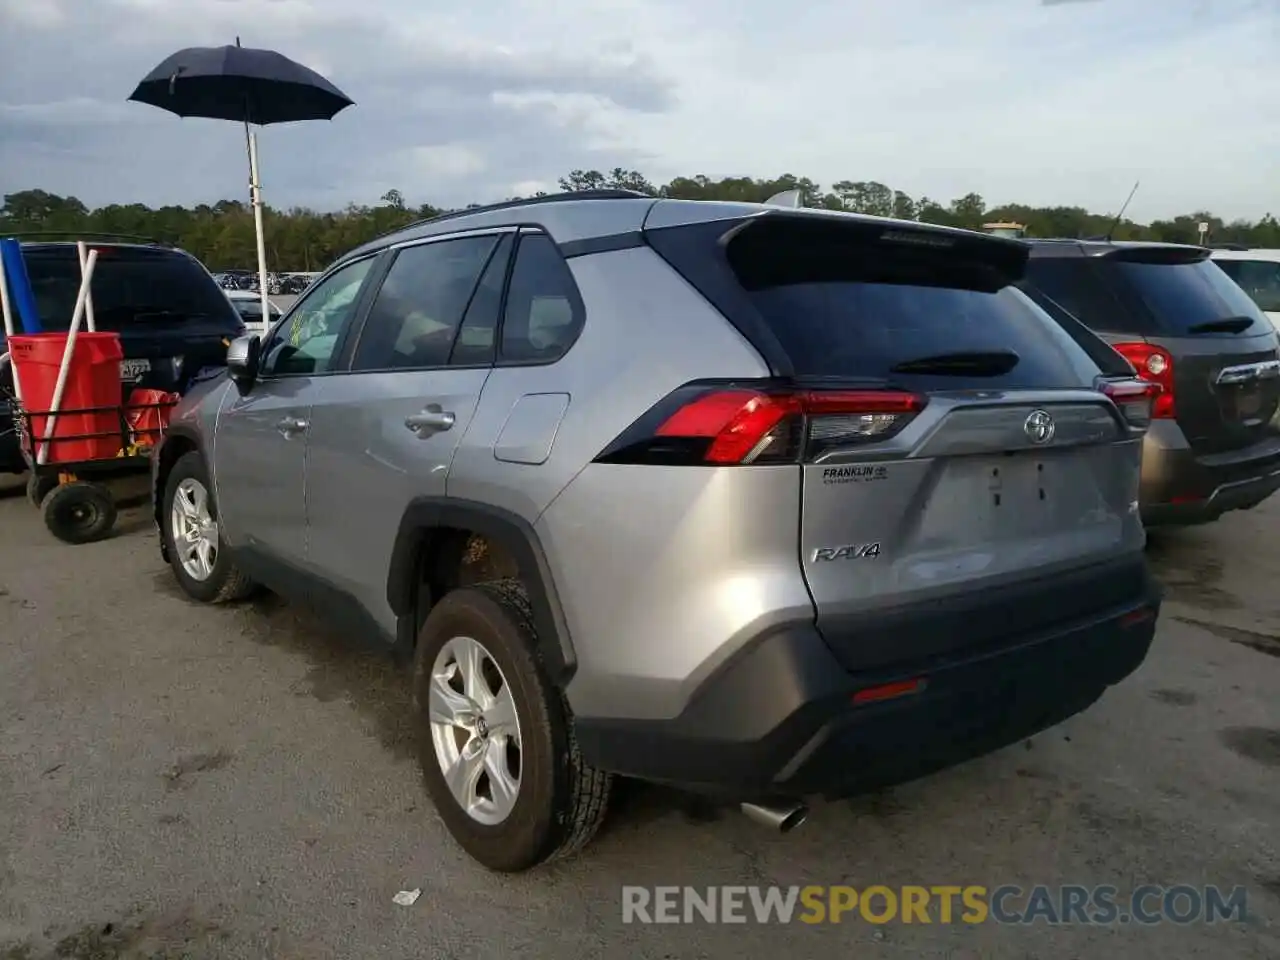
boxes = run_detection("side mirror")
[226,334,261,394]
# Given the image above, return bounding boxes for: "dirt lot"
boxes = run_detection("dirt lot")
[0,471,1276,959]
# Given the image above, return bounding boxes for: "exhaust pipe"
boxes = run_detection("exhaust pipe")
[740,801,808,833]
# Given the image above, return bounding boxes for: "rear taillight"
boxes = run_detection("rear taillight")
[1100,378,1162,432]
[1112,342,1175,418]
[596,384,926,465]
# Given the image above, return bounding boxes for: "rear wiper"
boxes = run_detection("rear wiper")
[889,350,1020,376]
[1186,317,1254,334]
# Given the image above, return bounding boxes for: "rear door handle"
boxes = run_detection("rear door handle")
[404,407,455,435]
[276,416,309,437]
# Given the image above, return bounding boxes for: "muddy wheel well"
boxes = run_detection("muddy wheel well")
[415,528,523,630]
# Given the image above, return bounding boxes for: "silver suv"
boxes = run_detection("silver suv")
[151,191,1163,871]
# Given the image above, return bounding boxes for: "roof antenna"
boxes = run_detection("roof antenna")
[1105,180,1140,241]
[764,189,803,208]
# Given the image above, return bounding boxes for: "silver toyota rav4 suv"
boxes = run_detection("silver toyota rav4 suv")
[151,191,1162,871]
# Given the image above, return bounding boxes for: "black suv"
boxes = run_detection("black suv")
[1022,239,1280,526]
[1,238,246,474]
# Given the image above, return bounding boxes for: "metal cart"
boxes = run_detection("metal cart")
[5,393,178,543]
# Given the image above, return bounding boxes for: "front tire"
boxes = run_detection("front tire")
[413,580,611,872]
[161,451,255,603]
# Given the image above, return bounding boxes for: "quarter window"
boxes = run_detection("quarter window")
[499,234,584,364]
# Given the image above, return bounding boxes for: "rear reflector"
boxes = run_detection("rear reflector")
[852,677,927,705]
[1120,607,1155,628]
[600,385,926,465]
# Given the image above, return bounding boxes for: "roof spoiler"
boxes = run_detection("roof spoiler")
[723,210,1031,283]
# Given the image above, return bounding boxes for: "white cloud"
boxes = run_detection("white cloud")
[0,0,1276,220]
[0,0,66,28]
[402,144,488,180]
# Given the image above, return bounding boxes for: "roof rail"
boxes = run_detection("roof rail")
[366,189,653,245]
[1208,242,1252,251]
[2,230,171,247]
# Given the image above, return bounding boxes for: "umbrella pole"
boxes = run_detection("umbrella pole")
[244,121,270,336]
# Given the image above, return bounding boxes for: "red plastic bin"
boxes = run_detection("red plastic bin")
[7,332,124,464]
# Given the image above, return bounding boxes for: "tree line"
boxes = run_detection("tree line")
[3,169,1277,273]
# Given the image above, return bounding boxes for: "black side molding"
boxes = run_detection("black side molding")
[386,497,577,683]
[558,231,645,259]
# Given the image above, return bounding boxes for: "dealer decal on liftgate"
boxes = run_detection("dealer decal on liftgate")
[822,464,889,485]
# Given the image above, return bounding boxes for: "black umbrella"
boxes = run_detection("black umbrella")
[128,39,354,326]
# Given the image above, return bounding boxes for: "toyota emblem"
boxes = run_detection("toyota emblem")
[1024,409,1055,445]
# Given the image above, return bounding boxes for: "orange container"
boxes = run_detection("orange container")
[8,332,124,464]
[125,388,180,447]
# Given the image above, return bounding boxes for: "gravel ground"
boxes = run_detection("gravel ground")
[0,471,1277,959]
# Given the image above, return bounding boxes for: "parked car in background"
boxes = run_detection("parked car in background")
[225,288,283,329]
[219,270,253,291]
[1022,239,1280,526]
[151,193,1160,871]
[1,238,246,479]
[1210,247,1280,329]
[277,272,316,295]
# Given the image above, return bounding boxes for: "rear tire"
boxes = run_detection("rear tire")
[413,580,611,872]
[41,481,116,543]
[161,451,255,603]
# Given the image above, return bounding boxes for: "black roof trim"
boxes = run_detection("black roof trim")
[365,190,651,247]
[4,231,172,248]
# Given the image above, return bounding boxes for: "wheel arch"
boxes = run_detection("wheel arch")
[152,426,201,560]
[388,497,577,685]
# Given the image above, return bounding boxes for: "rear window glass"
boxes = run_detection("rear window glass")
[724,228,1101,389]
[11,248,241,331]
[230,299,281,321]
[1109,258,1271,336]
[1213,259,1280,314]
[1023,257,1130,333]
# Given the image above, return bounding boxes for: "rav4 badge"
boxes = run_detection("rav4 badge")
[812,543,881,562]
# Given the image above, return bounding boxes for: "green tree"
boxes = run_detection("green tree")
[3,175,1276,274]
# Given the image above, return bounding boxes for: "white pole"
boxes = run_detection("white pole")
[247,126,271,337]
[0,253,20,403]
[37,249,98,466]
[76,240,97,333]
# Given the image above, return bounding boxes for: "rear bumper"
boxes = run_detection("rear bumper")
[1139,421,1280,526]
[574,561,1161,800]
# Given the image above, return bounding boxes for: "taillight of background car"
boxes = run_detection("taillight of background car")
[1111,342,1175,419]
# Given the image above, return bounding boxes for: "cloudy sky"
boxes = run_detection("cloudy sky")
[0,0,1276,221]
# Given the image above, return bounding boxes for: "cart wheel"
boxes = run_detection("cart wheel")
[41,481,117,544]
[26,472,58,507]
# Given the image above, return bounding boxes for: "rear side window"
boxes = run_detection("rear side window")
[1213,259,1280,313]
[1107,257,1271,337]
[350,236,497,372]
[655,217,1101,390]
[15,248,241,331]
